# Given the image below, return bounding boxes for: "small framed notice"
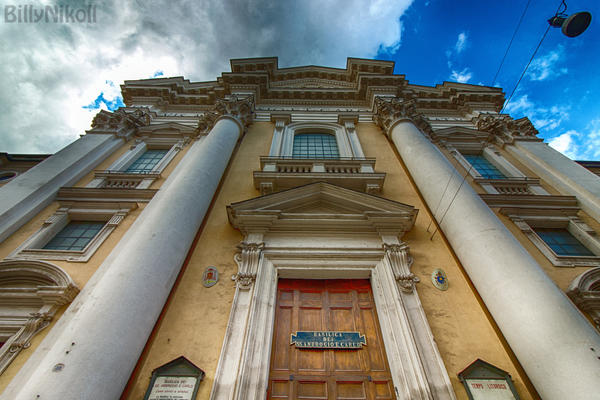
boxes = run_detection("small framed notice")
[458,359,519,400]
[143,356,205,400]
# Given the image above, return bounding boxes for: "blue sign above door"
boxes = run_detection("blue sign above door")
[291,331,366,349]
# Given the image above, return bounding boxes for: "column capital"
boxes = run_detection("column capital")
[473,114,541,145]
[215,95,254,130]
[197,96,254,138]
[233,241,264,290]
[373,97,435,140]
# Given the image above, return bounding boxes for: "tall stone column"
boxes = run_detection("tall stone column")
[2,97,253,400]
[374,98,600,400]
[0,108,152,243]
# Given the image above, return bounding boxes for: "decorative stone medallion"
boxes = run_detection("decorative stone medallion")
[202,266,218,288]
[431,268,449,291]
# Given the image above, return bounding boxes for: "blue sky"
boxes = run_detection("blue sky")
[1,0,598,160]
[377,0,600,160]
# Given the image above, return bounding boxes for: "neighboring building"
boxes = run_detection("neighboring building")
[577,160,600,177]
[0,153,50,187]
[0,57,599,400]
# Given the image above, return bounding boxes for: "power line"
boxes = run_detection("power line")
[492,0,532,87]
[500,25,551,113]
[500,0,568,113]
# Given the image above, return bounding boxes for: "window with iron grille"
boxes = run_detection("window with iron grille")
[292,134,339,159]
[463,154,506,179]
[43,221,105,251]
[125,149,169,173]
[534,228,595,257]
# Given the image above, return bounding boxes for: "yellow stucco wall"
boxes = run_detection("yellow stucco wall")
[0,135,191,394]
[124,122,536,400]
[123,122,271,399]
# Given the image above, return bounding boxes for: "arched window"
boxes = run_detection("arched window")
[567,267,600,330]
[292,133,339,159]
[0,260,78,374]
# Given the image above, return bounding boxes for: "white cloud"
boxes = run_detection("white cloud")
[527,45,568,81]
[504,94,570,131]
[0,0,414,153]
[548,130,579,159]
[455,32,467,53]
[450,68,472,83]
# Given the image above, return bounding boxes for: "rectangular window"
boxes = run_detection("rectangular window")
[534,228,595,257]
[125,149,168,173]
[463,154,506,179]
[292,134,340,159]
[43,221,105,251]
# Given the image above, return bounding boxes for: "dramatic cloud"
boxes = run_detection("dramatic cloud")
[527,45,568,81]
[0,0,413,153]
[455,32,467,53]
[450,68,472,83]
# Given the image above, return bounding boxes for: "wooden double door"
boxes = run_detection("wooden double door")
[268,279,396,399]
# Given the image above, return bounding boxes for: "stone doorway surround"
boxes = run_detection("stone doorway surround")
[210,183,455,400]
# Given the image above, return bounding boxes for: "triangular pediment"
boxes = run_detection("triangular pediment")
[435,126,491,141]
[137,122,196,136]
[227,182,417,236]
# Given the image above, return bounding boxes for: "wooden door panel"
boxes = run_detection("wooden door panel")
[270,379,290,399]
[360,307,387,372]
[268,279,396,400]
[335,379,367,399]
[297,378,328,399]
[373,380,395,399]
[271,304,293,372]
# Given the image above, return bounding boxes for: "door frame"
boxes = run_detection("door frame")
[210,242,456,400]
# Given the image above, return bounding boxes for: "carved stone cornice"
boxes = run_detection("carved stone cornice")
[383,243,419,293]
[473,114,541,145]
[215,95,254,128]
[233,242,264,290]
[373,97,435,141]
[89,107,153,139]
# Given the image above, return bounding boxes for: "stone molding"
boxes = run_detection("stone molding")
[89,107,154,140]
[233,242,265,290]
[0,260,79,374]
[473,114,541,145]
[383,243,419,293]
[373,97,435,140]
[567,267,600,329]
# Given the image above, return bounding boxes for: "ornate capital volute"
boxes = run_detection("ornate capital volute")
[196,112,219,137]
[473,114,541,145]
[383,243,419,293]
[215,95,254,131]
[233,241,264,290]
[373,97,435,141]
[89,107,153,140]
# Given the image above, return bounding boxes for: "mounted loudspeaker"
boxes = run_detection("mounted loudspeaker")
[548,11,592,37]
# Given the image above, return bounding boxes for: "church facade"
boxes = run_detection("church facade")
[0,57,599,399]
